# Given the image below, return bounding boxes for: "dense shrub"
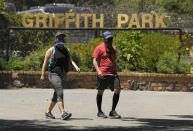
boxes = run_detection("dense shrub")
[12,30,54,58]
[114,31,144,72]
[70,38,102,72]
[157,54,191,74]
[141,32,181,72]
[7,43,52,71]
[157,54,178,74]
[0,58,7,70]
[2,31,191,74]
[176,60,191,74]
[6,38,102,71]
[114,31,190,73]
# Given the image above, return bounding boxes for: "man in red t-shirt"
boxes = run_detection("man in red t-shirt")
[93,31,121,119]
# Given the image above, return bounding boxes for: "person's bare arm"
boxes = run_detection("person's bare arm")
[93,58,103,78]
[67,48,80,73]
[40,47,52,80]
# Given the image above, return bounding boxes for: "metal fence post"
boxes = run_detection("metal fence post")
[178,29,184,62]
[6,29,10,62]
[94,29,98,38]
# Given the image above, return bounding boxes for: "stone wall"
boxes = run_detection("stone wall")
[0,71,192,91]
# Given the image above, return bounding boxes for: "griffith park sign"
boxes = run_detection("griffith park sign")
[22,13,167,28]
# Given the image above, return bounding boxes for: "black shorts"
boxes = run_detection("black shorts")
[96,75,121,91]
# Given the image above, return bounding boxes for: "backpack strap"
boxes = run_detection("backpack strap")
[48,46,55,72]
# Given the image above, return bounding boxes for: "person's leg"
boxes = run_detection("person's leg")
[97,90,104,113]
[54,73,71,120]
[49,73,65,113]
[45,100,56,119]
[47,101,56,112]
[57,100,65,114]
[109,75,121,118]
[96,89,107,118]
[45,74,58,119]
[96,76,108,118]
[48,72,71,120]
[47,91,57,113]
[112,88,121,111]
[54,87,71,120]
[57,89,71,120]
[57,101,64,114]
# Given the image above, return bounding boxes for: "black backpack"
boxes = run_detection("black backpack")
[49,44,70,73]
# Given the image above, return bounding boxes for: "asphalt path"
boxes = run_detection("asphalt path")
[0,89,193,131]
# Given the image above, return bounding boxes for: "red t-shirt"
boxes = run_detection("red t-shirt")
[92,43,117,75]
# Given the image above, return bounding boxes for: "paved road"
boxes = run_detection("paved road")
[0,89,193,131]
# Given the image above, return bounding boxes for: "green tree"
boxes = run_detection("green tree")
[156,0,193,16]
[6,0,116,11]
[0,0,5,13]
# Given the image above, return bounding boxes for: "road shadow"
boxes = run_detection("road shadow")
[54,117,93,121]
[1,117,193,131]
[167,115,193,119]
[69,118,93,121]
[121,117,193,130]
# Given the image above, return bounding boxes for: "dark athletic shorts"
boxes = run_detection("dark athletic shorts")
[96,75,121,91]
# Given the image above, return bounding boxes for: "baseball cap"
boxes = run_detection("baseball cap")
[55,32,65,37]
[103,31,113,39]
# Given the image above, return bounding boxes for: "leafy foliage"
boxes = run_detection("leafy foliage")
[5,38,102,71]
[0,0,192,74]
[114,31,190,73]
[157,0,193,15]
[157,54,178,74]
[114,31,144,72]
[0,58,7,70]
[140,32,181,72]
[0,0,5,13]
[157,54,191,74]
[12,30,54,57]
[7,41,53,71]
[1,32,191,74]
[70,38,102,71]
